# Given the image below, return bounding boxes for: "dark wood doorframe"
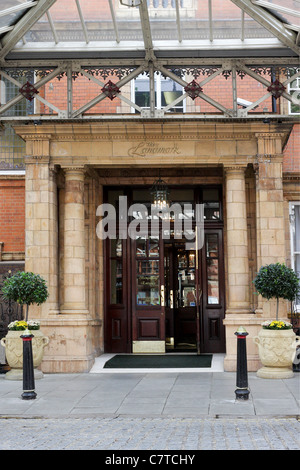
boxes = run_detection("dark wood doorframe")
[164,229,225,353]
[104,236,131,353]
[201,227,226,353]
[131,228,165,345]
[103,185,225,354]
[165,240,199,352]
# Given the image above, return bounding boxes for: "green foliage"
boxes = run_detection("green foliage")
[253,263,300,320]
[2,271,49,307]
[253,263,299,302]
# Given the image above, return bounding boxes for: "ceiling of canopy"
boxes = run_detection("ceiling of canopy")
[0,0,299,63]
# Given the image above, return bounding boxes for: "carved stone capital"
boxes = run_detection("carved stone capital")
[224,164,247,177]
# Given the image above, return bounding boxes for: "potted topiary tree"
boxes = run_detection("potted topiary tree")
[0,271,49,380]
[253,263,300,379]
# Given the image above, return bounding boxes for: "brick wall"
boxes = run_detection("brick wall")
[283,124,300,173]
[0,179,25,254]
[39,74,121,115]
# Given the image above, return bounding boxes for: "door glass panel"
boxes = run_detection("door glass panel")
[206,234,219,304]
[137,260,159,275]
[136,237,147,257]
[149,238,159,257]
[107,189,125,220]
[109,238,123,305]
[136,236,161,306]
[203,188,220,220]
[177,248,196,307]
[110,258,123,304]
[111,238,122,257]
[207,259,219,304]
[137,275,160,306]
[206,234,218,258]
[136,236,159,257]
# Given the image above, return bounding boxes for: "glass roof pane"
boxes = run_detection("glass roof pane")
[26,0,144,43]
[149,0,275,42]
[211,0,242,39]
[0,0,35,30]
[2,0,296,56]
[261,0,300,27]
[28,1,86,42]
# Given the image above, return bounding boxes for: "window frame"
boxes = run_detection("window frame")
[289,201,300,310]
[288,70,300,116]
[131,71,186,114]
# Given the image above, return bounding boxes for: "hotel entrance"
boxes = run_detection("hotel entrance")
[104,185,225,354]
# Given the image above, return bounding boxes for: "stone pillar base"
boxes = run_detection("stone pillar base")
[223,353,261,372]
[41,355,96,373]
[60,309,90,316]
[39,318,102,373]
[223,314,263,372]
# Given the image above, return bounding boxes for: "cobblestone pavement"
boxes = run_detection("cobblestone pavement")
[0,416,299,450]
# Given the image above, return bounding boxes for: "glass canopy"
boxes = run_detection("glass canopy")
[0,0,299,60]
[0,1,36,32]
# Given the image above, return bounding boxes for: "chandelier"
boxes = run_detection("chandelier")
[120,0,143,6]
[150,172,170,210]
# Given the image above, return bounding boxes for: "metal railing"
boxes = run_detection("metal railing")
[0,269,24,372]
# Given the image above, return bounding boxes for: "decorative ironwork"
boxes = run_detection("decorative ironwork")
[19,81,39,101]
[0,269,24,370]
[83,66,136,81]
[167,67,220,79]
[184,79,203,100]
[222,70,232,80]
[267,79,286,99]
[101,80,121,100]
[0,270,24,338]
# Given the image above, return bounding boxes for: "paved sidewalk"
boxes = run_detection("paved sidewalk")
[0,362,298,419]
[0,357,299,451]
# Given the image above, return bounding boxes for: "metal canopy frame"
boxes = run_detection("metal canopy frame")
[0,0,299,60]
[0,0,299,122]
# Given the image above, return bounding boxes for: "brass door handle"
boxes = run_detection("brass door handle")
[160,285,165,307]
[170,289,174,309]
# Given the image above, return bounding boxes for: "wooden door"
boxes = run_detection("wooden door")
[132,233,165,345]
[201,229,225,352]
[104,237,130,352]
[173,245,198,350]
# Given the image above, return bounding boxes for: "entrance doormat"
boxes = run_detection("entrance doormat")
[103,354,212,369]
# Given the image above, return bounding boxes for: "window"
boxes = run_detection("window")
[289,71,300,115]
[0,75,32,170]
[132,72,185,113]
[289,202,300,308]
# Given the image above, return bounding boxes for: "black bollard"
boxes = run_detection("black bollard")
[235,326,250,400]
[21,329,37,400]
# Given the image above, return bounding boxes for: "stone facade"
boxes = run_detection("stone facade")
[11,120,295,373]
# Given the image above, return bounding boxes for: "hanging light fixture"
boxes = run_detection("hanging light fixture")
[150,171,170,211]
[120,0,143,6]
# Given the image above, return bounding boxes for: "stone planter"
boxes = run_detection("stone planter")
[0,330,49,380]
[253,328,299,379]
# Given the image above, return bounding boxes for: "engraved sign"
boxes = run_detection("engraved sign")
[128,141,181,157]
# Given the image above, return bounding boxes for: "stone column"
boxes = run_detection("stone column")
[61,167,88,314]
[25,153,59,318]
[224,165,251,313]
[254,133,286,317]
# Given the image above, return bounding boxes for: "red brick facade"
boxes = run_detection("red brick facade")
[0,179,25,255]
[283,124,300,173]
